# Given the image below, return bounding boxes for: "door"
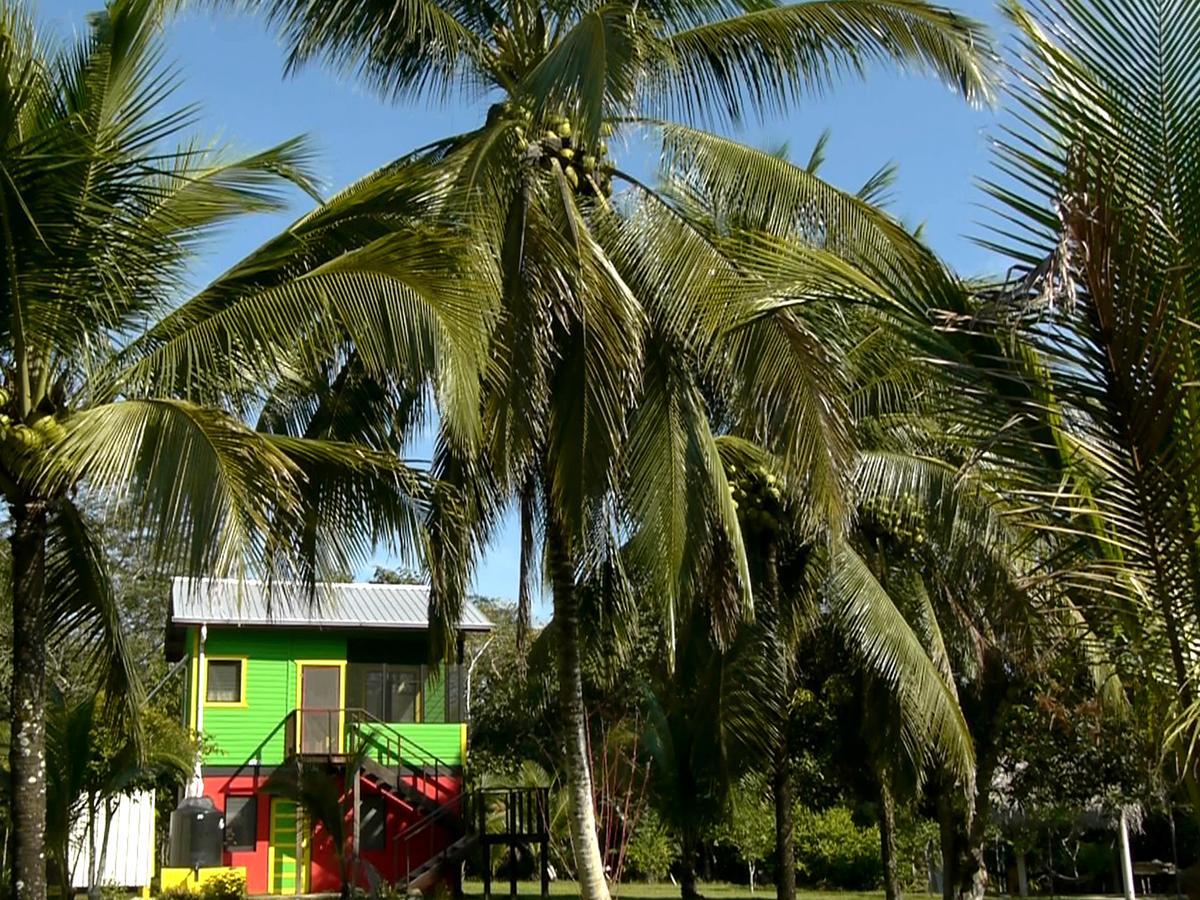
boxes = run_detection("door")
[299,665,342,755]
[268,798,300,895]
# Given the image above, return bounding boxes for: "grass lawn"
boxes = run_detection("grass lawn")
[461,882,887,900]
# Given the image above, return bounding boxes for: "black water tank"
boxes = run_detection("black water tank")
[168,796,225,868]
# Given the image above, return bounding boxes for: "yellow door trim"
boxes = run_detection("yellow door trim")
[295,660,347,753]
[266,800,277,894]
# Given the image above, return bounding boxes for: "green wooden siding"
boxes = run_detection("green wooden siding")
[188,627,466,768]
[398,723,463,765]
[354,722,464,767]
[199,630,345,766]
[423,668,446,724]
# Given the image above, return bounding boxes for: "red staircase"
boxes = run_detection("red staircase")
[287,708,549,897]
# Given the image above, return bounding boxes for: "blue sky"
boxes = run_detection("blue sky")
[42,0,1010,610]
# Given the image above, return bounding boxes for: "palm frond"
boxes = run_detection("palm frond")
[623,337,752,650]
[653,0,996,125]
[978,0,1200,725]
[44,500,145,747]
[828,541,975,783]
[243,0,496,102]
[43,399,307,583]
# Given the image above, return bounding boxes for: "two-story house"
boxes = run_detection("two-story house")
[165,576,507,896]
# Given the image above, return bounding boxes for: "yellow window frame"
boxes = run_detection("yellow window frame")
[294,660,347,753]
[204,655,249,708]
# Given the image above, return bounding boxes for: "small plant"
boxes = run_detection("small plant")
[199,871,247,900]
[100,882,129,900]
[793,805,883,890]
[623,809,678,883]
[159,882,197,900]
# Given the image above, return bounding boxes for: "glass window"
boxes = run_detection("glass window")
[224,795,256,851]
[386,669,420,722]
[348,664,423,722]
[207,660,242,704]
[445,665,464,723]
[360,795,386,852]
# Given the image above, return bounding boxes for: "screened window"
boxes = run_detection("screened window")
[360,795,387,852]
[224,795,256,851]
[389,669,420,722]
[348,665,422,722]
[206,660,243,704]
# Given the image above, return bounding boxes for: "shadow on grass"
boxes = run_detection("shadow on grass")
[461,882,887,900]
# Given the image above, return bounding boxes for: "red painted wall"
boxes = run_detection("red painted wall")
[199,771,464,894]
[201,774,273,894]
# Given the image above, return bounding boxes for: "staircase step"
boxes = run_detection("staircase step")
[359,762,459,822]
[404,834,478,894]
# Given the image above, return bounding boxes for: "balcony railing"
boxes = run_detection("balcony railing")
[283,707,462,772]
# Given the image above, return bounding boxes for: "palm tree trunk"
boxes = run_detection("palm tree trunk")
[680,826,701,900]
[90,797,116,900]
[10,500,48,900]
[547,525,610,900]
[772,740,795,900]
[877,766,901,900]
[759,538,794,900]
[961,754,997,900]
[936,789,958,900]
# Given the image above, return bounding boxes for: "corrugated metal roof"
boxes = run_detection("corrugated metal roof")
[169,577,493,631]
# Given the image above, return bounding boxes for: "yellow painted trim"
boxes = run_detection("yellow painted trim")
[267,799,285,894]
[161,867,246,892]
[203,655,250,708]
[300,807,311,895]
[460,723,467,763]
[294,660,347,753]
[188,629,199,732]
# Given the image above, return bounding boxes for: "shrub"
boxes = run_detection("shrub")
[159,883,197,900]
[793,805,882,890]
[199,871,247,900]
[623,810,678,883]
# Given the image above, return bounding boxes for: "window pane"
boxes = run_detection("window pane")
[445,665,464,723]
[360,795,386,852]
[363,671,386,720]
[386,669,419,723]
[207,660,242,703]
[224,795,256,851]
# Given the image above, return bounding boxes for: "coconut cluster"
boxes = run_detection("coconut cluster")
[727,462,786,536]
[0,389,66,465]
[513,110,615,198]
[858,492,928,555]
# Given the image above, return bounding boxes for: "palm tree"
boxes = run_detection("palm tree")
[937,0,1198,815]
[0,4,483,898]
[231,0,998,894]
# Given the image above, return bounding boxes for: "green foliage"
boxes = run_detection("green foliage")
[713,776,775,883]
[199,871,247,900]
[793,806,881,890]
[622,810,678,884]
[159,883,197,900]
[893,814,937,893]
